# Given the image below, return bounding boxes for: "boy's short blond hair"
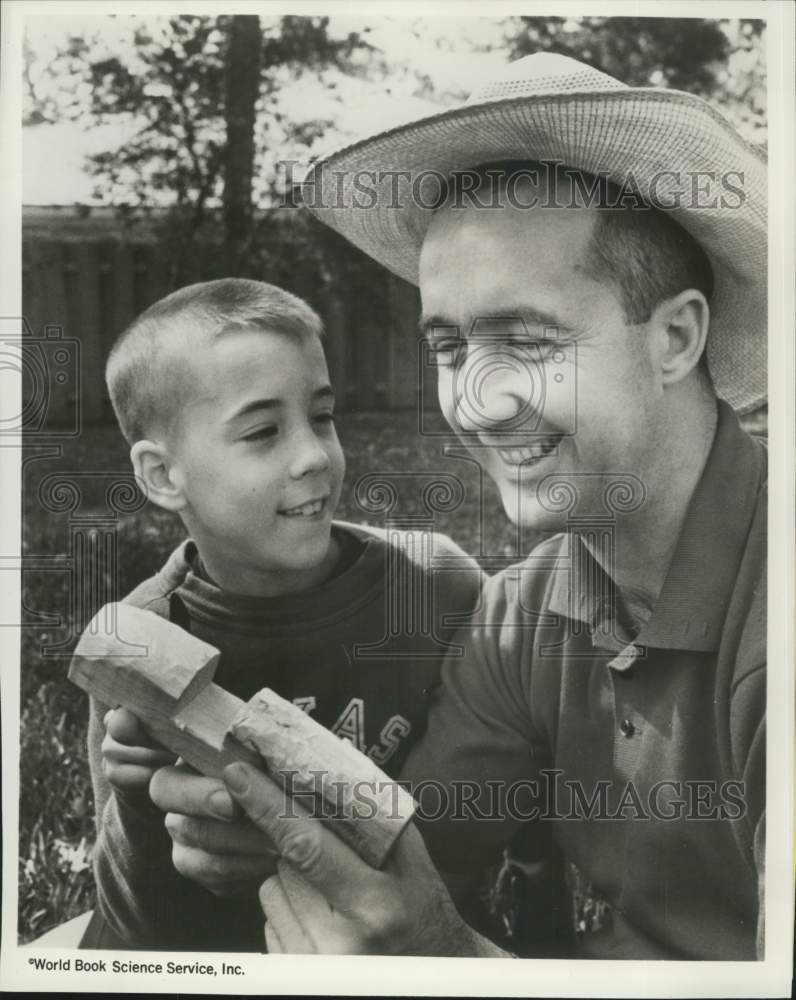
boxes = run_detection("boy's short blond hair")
[106,278,324,445]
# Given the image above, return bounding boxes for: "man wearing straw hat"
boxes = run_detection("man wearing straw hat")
[165,53,767,959]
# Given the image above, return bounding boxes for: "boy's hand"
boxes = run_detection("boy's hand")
[149,762,278,898]
[101,707,178,792]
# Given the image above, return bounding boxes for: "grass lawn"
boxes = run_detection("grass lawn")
[18,411,525,943]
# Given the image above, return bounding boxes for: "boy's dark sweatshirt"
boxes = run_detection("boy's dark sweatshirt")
[82,521,485,951]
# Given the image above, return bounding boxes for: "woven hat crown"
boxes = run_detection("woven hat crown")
[469,52,628,102]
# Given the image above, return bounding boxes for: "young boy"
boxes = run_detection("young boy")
[79,278,484,951]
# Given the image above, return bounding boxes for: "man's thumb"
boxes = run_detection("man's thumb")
[223,762,368,907]
[224,763,285,826]
[223,762,317,863]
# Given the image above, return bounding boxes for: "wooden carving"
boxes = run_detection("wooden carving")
[70,603,415,868]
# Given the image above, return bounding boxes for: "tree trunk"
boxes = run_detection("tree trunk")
[223,15,261,275]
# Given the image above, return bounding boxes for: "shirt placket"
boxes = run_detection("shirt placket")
[590,601,647,781]
[608,643,646,779]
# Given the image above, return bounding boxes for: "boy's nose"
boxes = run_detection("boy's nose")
[289,431,331,478]
[453,345,539,432]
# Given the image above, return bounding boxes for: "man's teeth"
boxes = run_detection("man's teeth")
[497,436,561,465]
[281,498,325,517]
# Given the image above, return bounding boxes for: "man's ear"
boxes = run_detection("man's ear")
[650,289,710,387]
[130,440,187,513]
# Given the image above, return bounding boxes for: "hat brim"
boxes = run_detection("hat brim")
[303,89,767,414]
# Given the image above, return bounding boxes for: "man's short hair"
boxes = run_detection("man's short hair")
[444,160,714,376]
[106,278,324,445]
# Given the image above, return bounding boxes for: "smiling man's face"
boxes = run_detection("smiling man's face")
[419,188,665,531]
[167,327,345,594]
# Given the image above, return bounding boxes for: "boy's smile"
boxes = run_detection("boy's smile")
[165,326,345,596]
[279,496,330,518]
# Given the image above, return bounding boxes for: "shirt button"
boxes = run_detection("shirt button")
[619,718,635,738]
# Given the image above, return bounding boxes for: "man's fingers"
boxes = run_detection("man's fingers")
[275,862,382,955]
[264,921,284,954]
[260,875,316,953]
[164,813,276,856]
[172,845,277,894]
[276,860,336,949]
[388,819,436,879]
[223,762,384,914]
[277,859,331,917]
[150,765,240,820]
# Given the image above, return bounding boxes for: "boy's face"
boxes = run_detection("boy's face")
[167,327,345,595]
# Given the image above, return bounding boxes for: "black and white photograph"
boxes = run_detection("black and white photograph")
[1,1,793,995]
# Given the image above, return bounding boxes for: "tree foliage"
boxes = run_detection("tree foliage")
[505,17,730,90]
[85,16,376,208]
[67,15,380,284]
[502,17,766,140]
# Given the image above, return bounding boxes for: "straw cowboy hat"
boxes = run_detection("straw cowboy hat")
[302,53,767,414]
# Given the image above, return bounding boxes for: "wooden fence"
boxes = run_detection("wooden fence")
[21,206,424,426]
[20,206,768,435]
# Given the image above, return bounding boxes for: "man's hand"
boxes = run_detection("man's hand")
[149,763,278,898]
[101,707,177,792]
[222,761,510,956]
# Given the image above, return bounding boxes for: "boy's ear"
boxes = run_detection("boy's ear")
[130,440,187,513]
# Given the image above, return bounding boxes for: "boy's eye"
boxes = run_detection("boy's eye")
[313,412,335,424]
[242,425,278,442]
[427,339,465,367]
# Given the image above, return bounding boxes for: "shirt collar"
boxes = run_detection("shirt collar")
[547,399,766,652]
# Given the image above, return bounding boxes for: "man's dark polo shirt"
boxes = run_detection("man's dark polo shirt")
[402,400,766,960]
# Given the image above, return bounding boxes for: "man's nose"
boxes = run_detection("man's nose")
[453,345,538,432]
[289,428,331,478]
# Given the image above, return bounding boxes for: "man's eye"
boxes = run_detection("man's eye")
[242,425,278,442]
[313,412,335,427]
[506,339,558,359]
